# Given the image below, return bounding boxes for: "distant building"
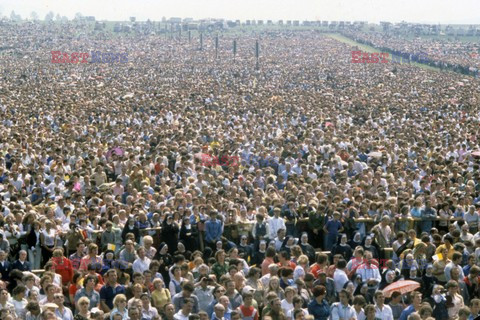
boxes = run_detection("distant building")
[168,17,182,24]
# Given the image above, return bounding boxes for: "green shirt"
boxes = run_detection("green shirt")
[211,262,229,280]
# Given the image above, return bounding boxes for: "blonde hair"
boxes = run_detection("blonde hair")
[77,296,90,308]
[297,255,309,266]
[113,294,127,307]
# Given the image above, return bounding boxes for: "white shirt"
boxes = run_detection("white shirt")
[132,256,151,274]
[355,264,382,284]
[333,269,349,293]
[268,216,286,239]
[174,310,190,320]
[330,302,357,320]
[375,304,393,320]
[281,299,294,315]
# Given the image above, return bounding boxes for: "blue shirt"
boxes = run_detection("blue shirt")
[325,219,342,236]
[399,304,415,320]
[99,283,126,310]
[308,298,330,320]
[205,219,222,243]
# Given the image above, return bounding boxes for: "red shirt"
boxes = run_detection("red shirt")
[51,257,74,284]
[238,305,258,320]
[261,257,275,276]
[311,264,328,279]
[278,261,296,270]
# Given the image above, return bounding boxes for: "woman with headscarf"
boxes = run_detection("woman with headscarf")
[179,215,197,252]
[299,233,316,264]
[161,214,179,255]
[173,241,192,261]
[348,232,363,250]
[362,235,379,260]
[153,242,172,284]
[379,270,396,290]
[331,234,353,261]
[121,217,140,243]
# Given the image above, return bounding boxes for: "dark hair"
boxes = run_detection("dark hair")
[266,247,276,258]
[183,282,194,292]
[336,259,347,269]
[85,274,98,285]
[12,285,26,296]
[312,285,326,297]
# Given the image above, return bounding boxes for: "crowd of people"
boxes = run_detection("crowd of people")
[341,29,480,76]
[0,18,480,320]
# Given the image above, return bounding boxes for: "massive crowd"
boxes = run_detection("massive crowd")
[341,29,480,76]
[0,19,480,320]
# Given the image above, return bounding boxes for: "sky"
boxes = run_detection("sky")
[1,0,479,24]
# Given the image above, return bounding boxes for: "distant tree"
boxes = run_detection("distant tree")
[55,14,61,21]
[45,11,54,21]
[74,12,83,20]
[61,16,69,22]
[30,11,39,21]
[130,17,136,22]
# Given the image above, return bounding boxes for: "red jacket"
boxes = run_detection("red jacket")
[51,257,74,285]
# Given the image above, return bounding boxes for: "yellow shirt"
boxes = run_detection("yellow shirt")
[152,288,171,310]
[435,244,455,260]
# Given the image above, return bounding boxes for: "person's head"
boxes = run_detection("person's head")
[84,274,98,289]
[105,269,118,284]
[45,284,56,298]
[419,305,433,319]
[77,296,90,313]
[294,308,306,320]
[26,301,41,316]
[219,295,230,309]
[452,252,462,265]
[242,292,253,306]
[230,310,241,320]
[353,295,366,310]
[285,286,296,300]
[411,291,422,306]
[391,291,402,303]
[128,306,141,320]
[470,298,480,315]
[270,297,282,313]
[53,291,65,307]
[339,289,350,305]
[312,285,326,300]
[198,311,208,320]
[0,289,8,302]
[137,246,146,259]
[182,282,194,297]
[113,294,127,309]
[164,303,175,317]
[41,309,57,320]
[364,305,376,319]
[458,306,471,320]
[214,286,226,299]
[19,250,27,261]
[214,303,225,318]
[447,280,459,295]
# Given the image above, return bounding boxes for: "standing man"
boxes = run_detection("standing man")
[374,291,393,320]
[330,289,356,320]
[99,269,125,313]
[323,212,343,251]
[205,211,222,251]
